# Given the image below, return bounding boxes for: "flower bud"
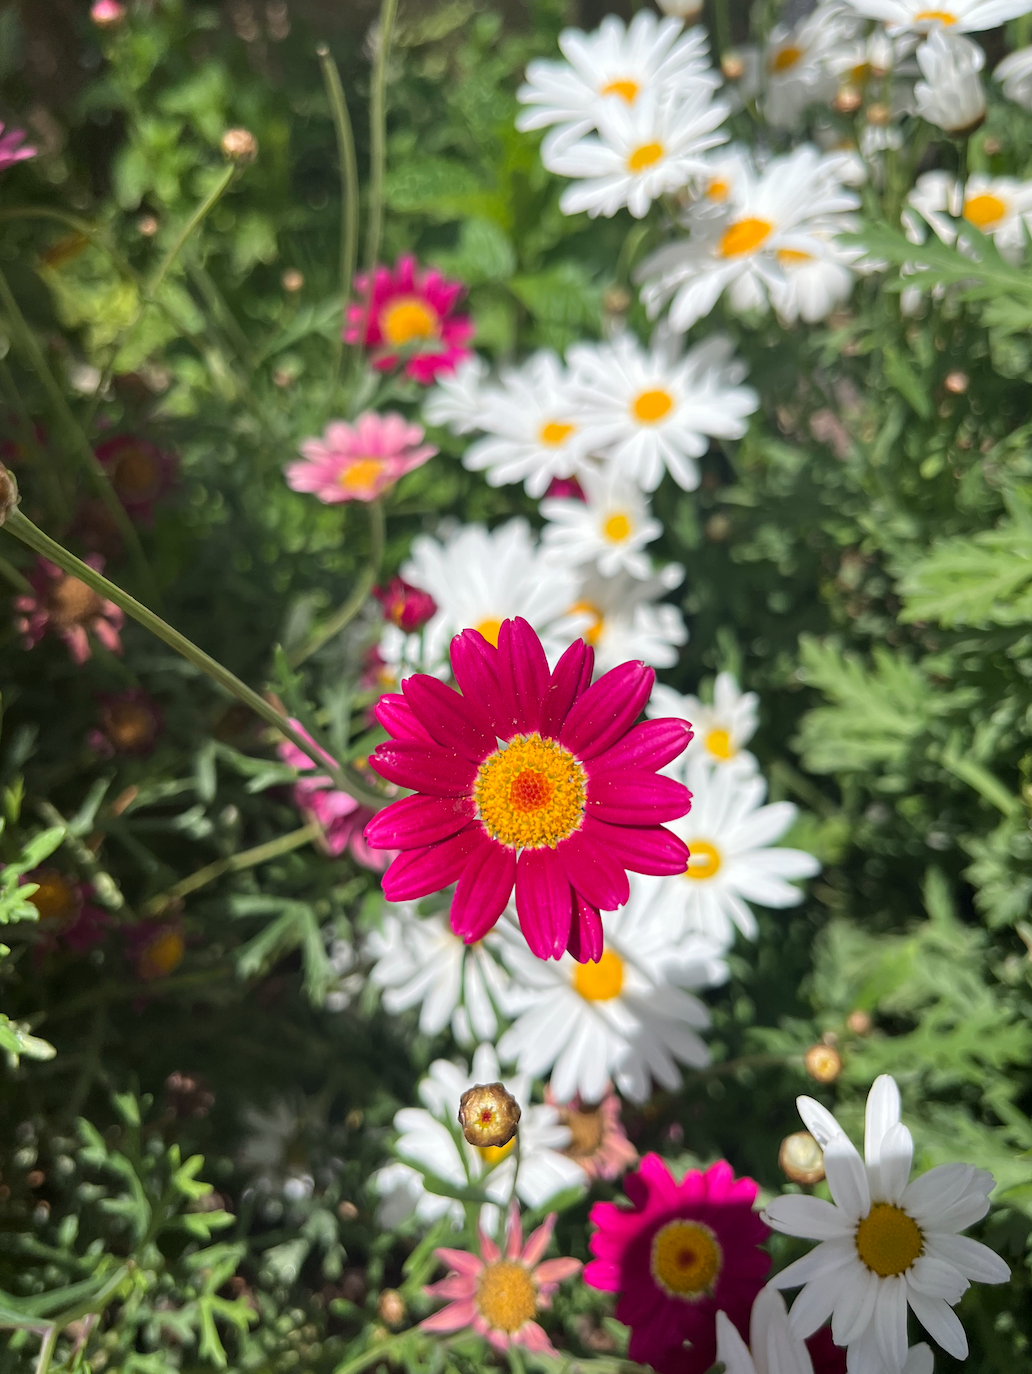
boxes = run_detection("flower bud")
[0,462,19,526]
[866,102,891,127]
[656,0,703,17]
[458,1082,521,1149]
[779,1130,825,1185]
[90,0,126,27]
[221,128,258,164]
[281,268,305,293]
[833,85,863,114]
[846,1008,872,1035]
[945,370,969,395]
[804,1042,843,1083]
[602,285,632,316]
[721,51,745,82]
[377,1289,406,1326]
[137,214,159,237]
[374,577,437,633]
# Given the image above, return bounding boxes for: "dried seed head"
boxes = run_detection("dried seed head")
[137,214,159,237]
[221,128,259,164]
[377,1289,406,1326]
[0,462,19,526]
[866,102,891,127]
[846,1008,872,1035]
[804,1042,843,1083]
[458,1082,521,1149]
[779,1130,826,1185]
[602,285,631,315]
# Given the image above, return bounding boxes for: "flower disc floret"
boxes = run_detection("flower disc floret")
[477,1261,538,1332]
[651,1220,722,1298]
[475,735,586,848]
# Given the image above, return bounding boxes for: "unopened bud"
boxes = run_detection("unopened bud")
[377,1289,405,1326]
[221,128,258,164]
[657,0,703,17]
[945,370,969,395]
[866,102,891,127]
[0,462,19,526]
[846,1008,872,1035]
[804,1043,843,1083]
[833,85,863,114]
[281,268,304,293]
[721,51,745,82]
[602,285,632,316]
[90,0,126,27]
[458,1082,521,1149]
[779,1131,825,1185]
[137,214,159,237]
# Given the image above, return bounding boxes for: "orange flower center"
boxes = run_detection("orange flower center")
[139,929,185,980]
[602,512,632,542]
[339,458,387,493]
[704,728,734,761]
[720,217,774,257]
[573,947,625,1001]
[380,297,439,347]
[111,445,160,498]
[568,600,604,645]
[914,8,956,22]
[708,178,731,201]
[600,78,640,103]
[627,141,664,173]
[104,701,156,751]
[27,871,79,924]
[49,576,103,629]
[474,733,586,849]
[964,192,1007,229]
[632,388,674,424]
[770,44,803,73]
[777,248,813,265]
[538,420,576,447]
[476,1260,537,1333]
[474,617,503,647]
[651,1221,723,1299]
[685,840,721,880]
[855,1204,924,1277]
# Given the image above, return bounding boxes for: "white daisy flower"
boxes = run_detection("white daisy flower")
[238,1099,315,1200]
[689,146,756,218]
[516,11,718,156]
[637,145,860,332]
[764,1075,1010,1374]
[541,466,661,580]
[994,44,1032,106]
[914,29,986,132]
[752,3,862,129]
[373,1043,586,1233]
[459,351,588,498]
[716,1288,934,1374]
[838,0,1032,33]
[423,354,489,433]
[647,754,820,944]
[325,935,364,1013]
[496,884,727,1103]
[567,333,758,493]
[648,671,760,774]
[549,85,730,220]
[366,903,510,1046]
[553,564,688,675]
[907,170,1032,263]
[768,232,861,324]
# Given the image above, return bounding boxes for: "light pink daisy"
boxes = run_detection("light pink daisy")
[278,721,393,872]
[363,617,693,963]
[421,1200,581,1354]
[15,556,123,663]
[344,255,474,384]
[546,1082,638,1181]
[95,435,177,525]
[285,413,436,504]
[0,123,35,174]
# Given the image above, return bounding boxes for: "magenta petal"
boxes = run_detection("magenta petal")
[581,816,689,876]
[369,741,476,796]
[566,893,604,964]
[497,618,549,735]
[363,793,475,851]
[559,661,655,760]
[402,674,495,762]
[450,840,516,941]
[515,848,574,960]
[450,629,517,738]
[539,639,594,738]
[374,693,435,744]
[380,825,484,900]
[586,770,691,825]
[591,718,693,773]
[556,828,630,911]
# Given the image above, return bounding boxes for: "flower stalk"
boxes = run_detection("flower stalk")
[318,43,360,404]
[145,821,322,914]
[289,498,385,667]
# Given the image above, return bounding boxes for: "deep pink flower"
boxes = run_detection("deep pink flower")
[421,1200,581,1354]
[545,476,585,501]
[15,556,123,663]
[125,920,185,981]
[89,688,162,758]
[278,721,393,872]
[0,419,45,467]
[0,123,35,173]
[546,1082,637,1181]
[584,1154,770,1374]
[363,617,692,963]
[95,435,177,524]
[90,0,126,24]
[21,869,109,955]
[286,413,436,504]
[344,255,474,384]
[374,576,437,633]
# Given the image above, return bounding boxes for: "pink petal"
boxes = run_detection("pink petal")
[591,718,693,773]
[450,839,516,941]
[450,629,516,738]
[539,639,594,738]
[520,1214,556,1267]
[580,816,689,876]
[556,828,629,911]
[514,1322,555,1355]
[369,740,476,796]
[379,825,484,900]
[566,894,603,963]
[559,661,655,760]
[420,1300,477,1333]
[363,793,475,850]
[515,849,574,960]
[373,693,434,744]
[586,770,690,826]
[505,1201,523,1259]
[479,1228,501,1264]
[434,1248,483,1276]
[534,1258,582,1284]
[497,618,549,735]
[402,674,495,762]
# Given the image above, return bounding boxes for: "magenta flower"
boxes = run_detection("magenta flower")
[285,413,436,504]
[90,0,126,24]
[95,435,177,525]
[421,1201,581,1355]
[584,1154,770,1374]
[374,576,437,633]
[278,721,393,873]
[363,616,692,963]
[0,123,35,174]
[344,255,474,384]
[545,476,586,501]
[22,869,109,956]
[546,1082,638,1182]
[15,556,123,663]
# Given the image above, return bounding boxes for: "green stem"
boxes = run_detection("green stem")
[333,1330,415,1374]
[145,822,321,913]
[34,1324,57,1374]
[187,261,256,370]
[507,1345,527,1374]
[32,798,134,918]
[148,165,236,296]
[289,498,385,667]
[0,207,141,284]
[365,0,400,277]
[1,507,385,809]
[318,43,360,402]
[0,553,31,593]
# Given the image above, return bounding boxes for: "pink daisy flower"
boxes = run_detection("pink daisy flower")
[584,1154,770,1374]
[285,413,436,504]
[546,1082,638,1182]
[363,617,692,963]
[21,869,109,956]
[278,721,393,872]
[421,1200,581,1355]
[0,123,35,174]
[95,435,177,525]
[344,255,474,384]
[15,556,124,663]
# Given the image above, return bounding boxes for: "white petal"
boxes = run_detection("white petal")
[785,1266,852,1339]
[906,1254,968,1305]
[901,1343,934,1374]
[832,1264,879,1346]
[715,1310,757,1374]
[906,1289,969,1360]
[901,1163,985,1227]
[876,1122,914,1205]
[797,1095,847,1148]
[924,1232,1010,1285]
[825,1137,870,1219]
[763,1194,852,1240]
[753,1286,814,1374]
[865,1075,901,1168]
[873,1275,909,1373]
[771,1239,856,1294]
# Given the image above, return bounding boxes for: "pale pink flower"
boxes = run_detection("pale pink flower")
[421,1200,581,1355]
[546,1082,638,1181]
[0,123,35,173]
[15,556,123,663]
[90,0,126,25]
[285,413,436,504]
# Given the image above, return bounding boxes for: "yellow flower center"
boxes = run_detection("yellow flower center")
[339,458,386,492]
[777,248,813,265]
[573,947,625,1001]
[49,576,104,629]
[704,727,734,761]
[964,192,1007,229]
[708,178,731,201]
[855,1204,924,1277]
[139,929,185,980]
[474,733,587,849]
[111,444,160,498]
[539,420,576,447]
[632,388,674,424]
[651,1221,723,1299]
[720,217,774,258]
[603,512,632,543]
[380,297,439,347]
[569,600,604,645]
[478,1137,517,1167]
[685,840,721,880]
[476,1260,538,1334]
[601,78,640,103]
[475,618,503,647]
[770,43,803,73]
[914,8,956,22]
[627,141,664,173]
[27,871,78,924]
[104,701,156,751]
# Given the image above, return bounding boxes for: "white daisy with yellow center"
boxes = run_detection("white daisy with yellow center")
[649,672,760,775]
[914,29,986,132]
[541,467,661,580]
[738,2,862,129]
[637,145,860,332]
[423,354,489,434]
[373,1043,586,1234]
[496,885,727,1104]
[837,0,1032,35]
[995,44,1032,107]
[764,1075,1009,1373]
[567,333,758,493]
[907,169,1032,264]
[552,564,688,676]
